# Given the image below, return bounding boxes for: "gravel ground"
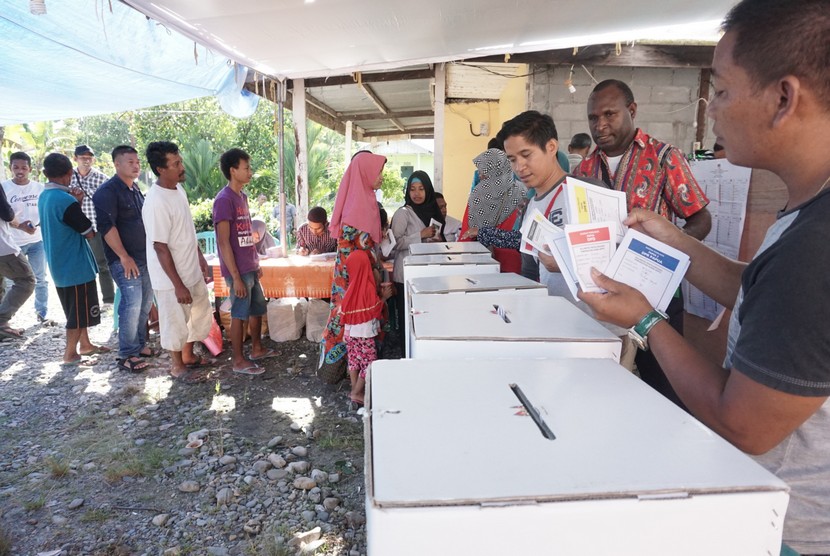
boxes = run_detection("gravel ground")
[0,288,369,556]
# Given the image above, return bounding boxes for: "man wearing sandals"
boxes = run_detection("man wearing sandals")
[38,153,108,365]
[0,169,35,340]
[213,148,278,375]
[142,142,214,380]
[93,146,154,373]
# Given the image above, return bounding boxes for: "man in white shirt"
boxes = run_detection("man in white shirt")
[142,141,214,380]
[0,162,34,339]
[1,152,50,324]
[434,193,461,242]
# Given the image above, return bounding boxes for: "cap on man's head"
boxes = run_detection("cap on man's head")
[74,145,95,157]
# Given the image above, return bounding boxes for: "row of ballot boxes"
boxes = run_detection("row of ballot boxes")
[364,242,789,554]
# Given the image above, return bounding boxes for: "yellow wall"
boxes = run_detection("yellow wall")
[441,67,528,220]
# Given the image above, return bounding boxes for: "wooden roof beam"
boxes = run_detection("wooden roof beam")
[288,68,434,90]
[342,109,434,121]
[358,82,405,132]
[472,44,715,68]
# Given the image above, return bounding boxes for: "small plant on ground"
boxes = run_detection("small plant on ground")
[23,496,45,511]
[80,508,112,523]
[47,457,70,478]
[0,525,13,556]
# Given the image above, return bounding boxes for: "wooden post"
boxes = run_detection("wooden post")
[433,63,445,192]
[277,80,287,250]
[696,68,711,147]
[345,120,353,163]
[293,78,309,225]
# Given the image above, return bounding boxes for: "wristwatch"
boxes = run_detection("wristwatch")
[628,309,668,351]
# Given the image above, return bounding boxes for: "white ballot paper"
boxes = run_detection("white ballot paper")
[541,226,581,300]
[519,208,558,255]
[429,218,443,235]
[380,228,396,258]
[603,228,690,312]
[564,222,616,293]
[562,177,628,243]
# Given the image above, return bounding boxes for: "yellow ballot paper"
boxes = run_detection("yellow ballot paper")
[562,177,628,243]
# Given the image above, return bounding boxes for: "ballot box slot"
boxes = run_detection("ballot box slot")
[510,383,556,440]
[493,304,511,323]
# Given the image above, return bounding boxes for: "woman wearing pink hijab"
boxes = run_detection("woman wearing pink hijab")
[320,152,387,376]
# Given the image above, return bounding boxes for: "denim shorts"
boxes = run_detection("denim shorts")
[226,270,267,320]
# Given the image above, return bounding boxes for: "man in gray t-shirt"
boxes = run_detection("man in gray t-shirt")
[578,0,830,552]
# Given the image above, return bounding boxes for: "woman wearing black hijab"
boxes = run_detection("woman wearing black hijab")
[388,171,445,348]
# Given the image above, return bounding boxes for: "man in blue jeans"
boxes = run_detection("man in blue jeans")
[93,145,153,373]
[1,151,52,325]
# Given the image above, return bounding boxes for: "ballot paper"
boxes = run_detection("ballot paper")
[541,225,581,300]
[380,228,396,258]
[562,177,628,243]
[429,218,442,235]
[565,222,616,293]
[604,229,690,312]
[519,208,559,255]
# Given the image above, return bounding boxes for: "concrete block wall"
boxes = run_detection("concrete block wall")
[530,65,714,161]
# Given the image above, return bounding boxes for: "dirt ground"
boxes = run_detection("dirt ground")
[0,295,370,556]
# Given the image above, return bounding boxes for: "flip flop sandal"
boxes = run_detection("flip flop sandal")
[80,345,112,356]
[232,364,265,376]
[60,358,83,368]
[185,357,217,369]
[249,348,278,361]
[0,326,23,340]
[170,368,212,383]
[139,348,160,358]
[118,357,150,373]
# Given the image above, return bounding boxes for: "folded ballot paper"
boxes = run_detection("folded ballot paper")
[520,206,690,311]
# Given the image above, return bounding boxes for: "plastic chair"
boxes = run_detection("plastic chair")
[196,231,217,255]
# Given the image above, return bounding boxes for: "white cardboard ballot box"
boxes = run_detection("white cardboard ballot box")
[402,253,498,284]
[409,293,622,361]
[408,241,491,256]
[365,359,789,556]
[406,273,547,357]
[408,272,547,296]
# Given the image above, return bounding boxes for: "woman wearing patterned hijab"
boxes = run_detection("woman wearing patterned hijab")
[465,149,526,230]
[459,148,527,273]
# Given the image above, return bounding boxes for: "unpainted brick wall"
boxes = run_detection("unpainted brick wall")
[530,65,714,159]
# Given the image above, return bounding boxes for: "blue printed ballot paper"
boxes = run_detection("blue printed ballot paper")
[603,229,690,312]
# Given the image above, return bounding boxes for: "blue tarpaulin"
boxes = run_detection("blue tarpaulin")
[0,0,258,125]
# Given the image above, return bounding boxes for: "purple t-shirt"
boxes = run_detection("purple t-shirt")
[212,185,259,278]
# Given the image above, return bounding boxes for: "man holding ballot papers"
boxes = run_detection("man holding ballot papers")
[581,0,830,551]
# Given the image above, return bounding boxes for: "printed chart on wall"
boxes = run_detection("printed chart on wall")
[680,160,752,321]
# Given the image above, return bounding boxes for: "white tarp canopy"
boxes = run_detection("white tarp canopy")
[122,0,730,81]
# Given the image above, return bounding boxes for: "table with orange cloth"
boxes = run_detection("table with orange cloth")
[210,255,336,299]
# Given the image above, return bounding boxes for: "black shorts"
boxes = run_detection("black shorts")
[56,280,101,329]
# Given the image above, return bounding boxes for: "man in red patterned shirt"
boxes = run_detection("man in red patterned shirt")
[574,79,711,408]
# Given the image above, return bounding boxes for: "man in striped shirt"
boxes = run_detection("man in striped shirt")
[71,145,115,303]
[296,206,337,255]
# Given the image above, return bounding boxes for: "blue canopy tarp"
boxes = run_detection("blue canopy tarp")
[0,0,257,125]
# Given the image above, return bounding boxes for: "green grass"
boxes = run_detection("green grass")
[23,495,45,511]
[0,525,12,556]
[46,457,70,478]
[103,444,174,484]
[80,508,112,523]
